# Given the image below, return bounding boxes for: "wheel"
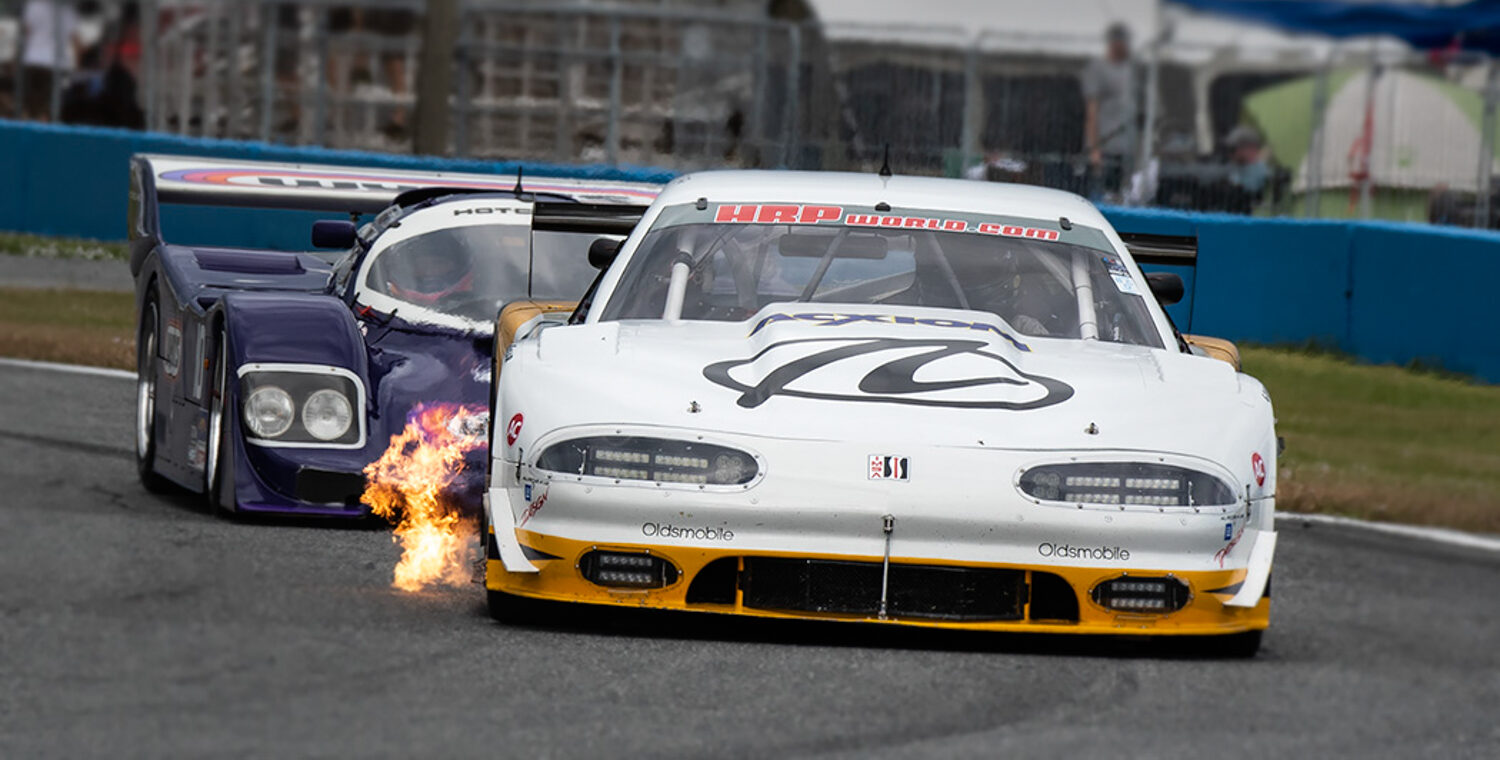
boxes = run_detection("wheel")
[485,588,566,627]
[1210,629,1263,659]
[205,332,235,516]
[135,296,172,493]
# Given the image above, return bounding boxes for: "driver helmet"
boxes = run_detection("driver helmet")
[386,246,475,305]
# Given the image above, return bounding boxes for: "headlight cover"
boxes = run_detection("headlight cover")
[302,388,354,441]
[238,365,364,447]
[244,386,294,438]
[1018,462,1237,508]
[536,436,761,487]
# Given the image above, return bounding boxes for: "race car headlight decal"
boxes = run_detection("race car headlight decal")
[301,389,353,441]
[536,436,760,486]
[238,366,365,447]
[1018,463,1235,507]
[244,386,295,439]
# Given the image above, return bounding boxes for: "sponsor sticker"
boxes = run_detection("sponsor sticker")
[505,413,524,446]
[163,321,183,379]
[711,203,1061,242]
[1110,273,1140,295]
[1251,452,1266,487]
[1225,523,1235,541]
[1037,542,1131,561]
[519,489,547,527]
[641,522,735,542]
[869,455,910,481]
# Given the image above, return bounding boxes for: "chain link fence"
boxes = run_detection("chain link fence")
[4,0,1500,227]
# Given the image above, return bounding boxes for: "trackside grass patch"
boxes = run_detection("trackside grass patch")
[1242,347,1500,534]
[0,288,135,370]
[0,231,128,261]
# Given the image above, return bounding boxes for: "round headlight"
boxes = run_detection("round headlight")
[302,388,353,441]
[244,386,294,439]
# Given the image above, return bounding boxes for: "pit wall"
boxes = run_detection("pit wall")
[2,119,1495,381]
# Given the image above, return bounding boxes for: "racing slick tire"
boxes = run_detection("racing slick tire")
[205,332,236,517]
[1208,630,1263,659]
[135,295,172,494]
[485,588,569,627]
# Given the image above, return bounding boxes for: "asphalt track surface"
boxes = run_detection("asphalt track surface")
[2,364,1498,759]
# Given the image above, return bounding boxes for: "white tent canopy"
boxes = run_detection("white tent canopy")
[808,0,1404,64]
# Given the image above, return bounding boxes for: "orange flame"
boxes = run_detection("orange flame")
[362,402,488,592]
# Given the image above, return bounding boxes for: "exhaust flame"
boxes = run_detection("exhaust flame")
[363,402,488,592]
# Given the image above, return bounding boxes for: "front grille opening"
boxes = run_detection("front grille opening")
[1027,571,1080,622]
[685,557,739,604]
[579,550,679,589]
[739,558,1024,621]
[1091,575,1191,614]
[294,467,365,505]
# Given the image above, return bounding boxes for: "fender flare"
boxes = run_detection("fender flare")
[219,292,369,377]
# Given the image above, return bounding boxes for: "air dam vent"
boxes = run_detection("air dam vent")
[740,558,1024,621]
[579,551,678,589]
[1091,575,1191,614]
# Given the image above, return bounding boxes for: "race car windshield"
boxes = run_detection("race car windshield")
[599,213,1163,348]
[362,226,598,323]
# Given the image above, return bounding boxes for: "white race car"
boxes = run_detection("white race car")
[483,171,1277,655]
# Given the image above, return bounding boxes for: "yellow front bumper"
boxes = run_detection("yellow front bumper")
[487,529,1270,636]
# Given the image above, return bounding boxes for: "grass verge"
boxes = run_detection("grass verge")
[0,288,1494,533]
[1242,347,1500,534]
[0,288,135,370]
[0,231,128,261]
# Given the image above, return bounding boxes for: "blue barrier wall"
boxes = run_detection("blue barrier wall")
[2,119,1497,381]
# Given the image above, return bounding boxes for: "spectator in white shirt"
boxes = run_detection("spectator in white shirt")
[21,0,81,121]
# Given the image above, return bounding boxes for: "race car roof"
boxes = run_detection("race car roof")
[137,154,662,214]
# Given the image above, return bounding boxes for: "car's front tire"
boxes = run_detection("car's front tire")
[485,588,570,627]
[135,295,172,493]
[1209,629,1263,659]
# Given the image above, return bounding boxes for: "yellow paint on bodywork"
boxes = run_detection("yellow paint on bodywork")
[486,529,1270,636]
[1185,334,1242,370]
[494,300,576,377]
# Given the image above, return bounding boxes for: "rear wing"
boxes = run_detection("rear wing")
[128,153,661,272]
[1118,232,1197,268]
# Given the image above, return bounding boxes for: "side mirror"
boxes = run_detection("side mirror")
[311,220,357,249]
[588,237,623,270]
[1145,272,1184,306]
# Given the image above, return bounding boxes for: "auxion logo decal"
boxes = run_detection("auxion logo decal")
[703,337,1074,410]
[748,311,1030,352]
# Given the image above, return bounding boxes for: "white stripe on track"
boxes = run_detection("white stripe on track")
[0,356,136,380]
[1278,512,1500,554]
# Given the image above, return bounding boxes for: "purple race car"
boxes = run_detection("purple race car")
[129,154,657,518]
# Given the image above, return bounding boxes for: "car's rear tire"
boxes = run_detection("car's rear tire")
[205,332,235,517]
[135,296,172,494]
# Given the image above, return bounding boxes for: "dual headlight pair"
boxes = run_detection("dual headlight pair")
[240,368,363,446]
[533,438,1238,508]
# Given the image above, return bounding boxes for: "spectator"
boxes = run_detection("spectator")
[20,0,81,121]
[1082,22,1139,201]
[363,7,418,141]
[1225,124,1270,212]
